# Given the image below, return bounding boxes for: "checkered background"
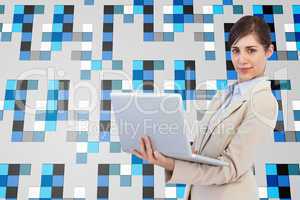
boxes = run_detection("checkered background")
[0,0,300,199]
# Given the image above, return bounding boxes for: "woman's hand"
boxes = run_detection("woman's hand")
[132,136,175,171]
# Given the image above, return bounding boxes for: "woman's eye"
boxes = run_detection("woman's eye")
[231,49,238,54]
[248,49,256,53]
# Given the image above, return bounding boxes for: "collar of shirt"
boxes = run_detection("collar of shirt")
[231,75,268,99]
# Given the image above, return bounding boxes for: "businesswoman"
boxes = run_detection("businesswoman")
[132,15,278,200]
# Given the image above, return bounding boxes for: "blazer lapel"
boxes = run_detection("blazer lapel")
[199,97,247,153]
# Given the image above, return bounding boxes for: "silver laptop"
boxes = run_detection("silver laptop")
[111,92,228,166]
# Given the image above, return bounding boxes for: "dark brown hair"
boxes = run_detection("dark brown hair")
[228,15,272,51]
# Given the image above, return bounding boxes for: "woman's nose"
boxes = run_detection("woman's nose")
[237,53,249,65]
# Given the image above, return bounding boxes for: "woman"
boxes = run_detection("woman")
[132,15,278,200]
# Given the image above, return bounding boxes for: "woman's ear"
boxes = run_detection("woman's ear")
[265,44,274,59]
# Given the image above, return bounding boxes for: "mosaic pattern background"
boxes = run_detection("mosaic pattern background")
[0,0,300,199]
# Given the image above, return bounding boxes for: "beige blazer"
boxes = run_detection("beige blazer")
[165,78,278,200]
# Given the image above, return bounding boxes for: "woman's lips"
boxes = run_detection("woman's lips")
[238,67,252,73]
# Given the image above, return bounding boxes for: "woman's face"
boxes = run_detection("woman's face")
[230,33,274,82]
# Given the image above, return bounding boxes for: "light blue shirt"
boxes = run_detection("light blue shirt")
[208,75,267,126]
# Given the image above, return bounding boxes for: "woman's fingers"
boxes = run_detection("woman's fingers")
[143,136,155,160]
[139,137,147,157]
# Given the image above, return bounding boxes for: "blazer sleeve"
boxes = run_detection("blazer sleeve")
[165,90,278,186]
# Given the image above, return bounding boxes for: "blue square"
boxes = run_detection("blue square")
[227,70,237,80]
[123,14,134,23]
[133,80,143,90]
[104,14,114,23]
[51,42,62,51]
[143,70,154,80]
[45,121,56,131]
[88,142,99,153]
[15,90,26,100]
[278,175,290,187]
[223,0,232,5]
[253,5,263,14]
[98,176,109,186]
[0,176,7,187]
[267,175,278,186]
[144,32,154,41]
[1,32,12,41]
[175,80,185,90]
[133,60,143,70]
[52,175,64,186]
[267,187,279,198]
[133,70,143,80]
[81,70,91,80]
[12,131,23,142]
[14,111,25,121]
[82,32,92,41]
[185,70,195,80]
[23,14,33,23]
[14,5,24,14]
[143,175,154,186]
[174,23,184,32]
[21,32,32,42]
[163,32,174,41]
[33,131,45,142]
[76,153,87,164]
[132,164,142,175]
[174,60,185,70]
[20,51,31,60]
[48,80,59,90]
[102,51,112,60]
[266,164,277,175]
[0,187,6,198]
[144,14,153,23]
[54,5,64,14]
[100,131,110,141]
[205,51,216,60]
[7,175,19,187]
[41,175,52,186]
[213,5,223,14]
[6,80,17,90]
[40,186,52,198]
[184,14,193,23]
[12,23,22,32]
[103,32,113,42]
[274,131,285,142]
[175,70,185,80]
[62,32,72,41]
[0,165,8,175]
[63,14,73,23]
[133,5,143,14]
[120,175,131,187]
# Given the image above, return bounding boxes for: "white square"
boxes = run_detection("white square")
[120,164,131,175]
[258,187,267,198]
[286,42,297,50]
[164,81,174,90]
[124,5,133,14]
[80,61,91,70]
[203,23,214,32]
[163,24,173,32]
[165,187,176,198]
[42,24,52,32]
[295,121,300,131]
[28,187,40,198]
[36,101,47,110]
[74,187,85,198]
[78,100,89,109]
[2,23,12,32]
[34,121,45,131]
[284,24,294,32]
[292,100,300,110]
[206,80,217,90]
[40,42,51,51]
[83,24,93,32]
[204,42,215,51]
[202,6,213,14]
[76,142,88,153]
[163,6,173,14]
[81,42,92,51]
[0,101,4,110]
[122,80,132,90]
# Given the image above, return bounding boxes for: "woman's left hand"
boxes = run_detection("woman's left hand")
[132,135,175,171]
